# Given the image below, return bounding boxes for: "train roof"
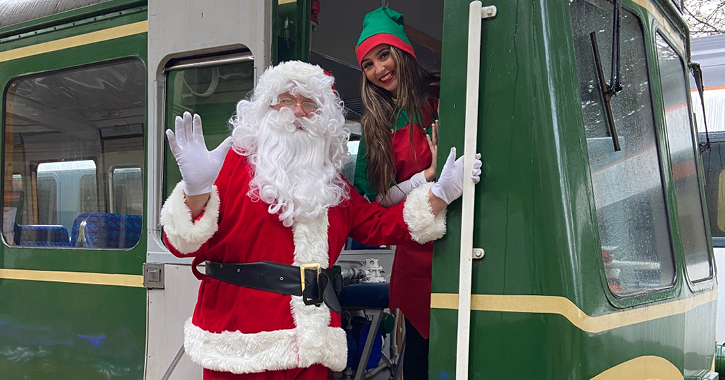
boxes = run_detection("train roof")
[0,0,111,28]
[690,34,725,89]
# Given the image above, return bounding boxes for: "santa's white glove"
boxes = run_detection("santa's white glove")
[166,112,233,196]
[431,148,482,204]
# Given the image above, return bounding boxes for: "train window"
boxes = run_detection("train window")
[3,58,145,249]
[655,33,713,283]
[570,0,676,295]
[164,56,255,199]
[700,133,725,245]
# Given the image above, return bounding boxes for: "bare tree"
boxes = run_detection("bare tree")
[683,0,725,36]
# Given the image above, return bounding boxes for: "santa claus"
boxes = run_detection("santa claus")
[160,60,481,380]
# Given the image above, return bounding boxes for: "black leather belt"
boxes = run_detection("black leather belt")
[205,261,341,313]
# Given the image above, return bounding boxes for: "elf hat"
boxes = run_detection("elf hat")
[356,7,416,66]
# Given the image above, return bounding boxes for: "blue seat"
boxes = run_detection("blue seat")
[15,224,71,247]
[70,213,142,248]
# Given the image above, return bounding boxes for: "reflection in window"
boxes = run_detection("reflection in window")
[570,0,675,295]
[3,59,145,249]
[656,33,712,283]
[165,59,255,198]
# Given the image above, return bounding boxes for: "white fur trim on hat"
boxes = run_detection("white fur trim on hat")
[403,182,447,243]
[253,61,336,103]
[265,60,327,85]
[159,181,220,254]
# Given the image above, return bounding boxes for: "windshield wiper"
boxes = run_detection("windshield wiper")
[609,0,623,97]
[689,62,710,152]
[590,31,622,151]
[587,0,624,151]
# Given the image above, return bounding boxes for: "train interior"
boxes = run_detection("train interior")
[305,1,443,266]
[304,2,444,377]
[3,58,146,249]
[309,0,443,187]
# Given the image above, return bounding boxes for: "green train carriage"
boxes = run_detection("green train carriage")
[0,0,718,379]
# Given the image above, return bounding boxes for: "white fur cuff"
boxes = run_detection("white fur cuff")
[159,181,221,254]
[403,182,447,243]
[183,318,347,374]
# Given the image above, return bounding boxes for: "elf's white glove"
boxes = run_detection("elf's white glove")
[166,112,233,196]
[431,147,482,204]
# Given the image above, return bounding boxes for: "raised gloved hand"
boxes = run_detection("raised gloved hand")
[431,147,482,204]
[166,112,233,196]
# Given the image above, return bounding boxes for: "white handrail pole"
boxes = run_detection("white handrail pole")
[455,2,483,380]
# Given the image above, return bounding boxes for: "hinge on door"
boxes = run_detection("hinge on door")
[473,248,485,260]
[143,263,165,289]
[481,6,497,19]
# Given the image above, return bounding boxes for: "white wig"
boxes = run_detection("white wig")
[230,61,351,226]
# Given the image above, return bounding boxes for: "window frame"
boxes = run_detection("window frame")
[653,26,716,293]
[568,0,681,308]
[2,57,146,250]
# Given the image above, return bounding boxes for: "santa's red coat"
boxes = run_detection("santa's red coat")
[160,150,446,378]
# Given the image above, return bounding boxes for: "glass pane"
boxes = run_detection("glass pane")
[111,167,143,215]
[656,33,712,282]
[3,58,145,249]
[701,142,725,241]
[570,0,676,295]
[165,60,255,197]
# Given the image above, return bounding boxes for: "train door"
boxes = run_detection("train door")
[143,1,272,379]
[302,3,444,377]
[0,2,148,379]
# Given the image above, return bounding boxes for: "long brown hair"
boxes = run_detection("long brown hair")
[360,46,440,198]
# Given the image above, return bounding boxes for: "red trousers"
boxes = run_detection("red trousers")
[204,365,329,380]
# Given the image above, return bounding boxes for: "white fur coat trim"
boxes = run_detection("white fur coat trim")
[290,213,346,370]
[403,182,447,243]
[182,212,347,374]
[183,318,347,374]
[159,181,220,254]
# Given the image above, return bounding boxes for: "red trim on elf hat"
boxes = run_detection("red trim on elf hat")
[356,33,417,67]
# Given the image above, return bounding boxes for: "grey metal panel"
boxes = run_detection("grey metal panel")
[144,2,271,379]
[146,0,271,264]
[145,264,203,380]
[0,0,111,28]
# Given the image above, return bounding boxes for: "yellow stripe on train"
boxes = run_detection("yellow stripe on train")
[0,21,148,63]
[431,290,716,333]
[0,268,144,287]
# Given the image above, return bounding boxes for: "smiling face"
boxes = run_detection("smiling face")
[361,44,398,97]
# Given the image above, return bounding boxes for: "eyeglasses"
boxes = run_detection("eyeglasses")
[277,97,318,112]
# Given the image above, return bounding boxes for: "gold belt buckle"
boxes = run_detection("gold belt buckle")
[300,263,322,306]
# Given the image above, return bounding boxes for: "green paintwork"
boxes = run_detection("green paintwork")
[273,0,311,65]
[431,0,716,378]
[0,2,148,379]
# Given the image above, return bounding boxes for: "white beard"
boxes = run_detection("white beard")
[237,108,349,227]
